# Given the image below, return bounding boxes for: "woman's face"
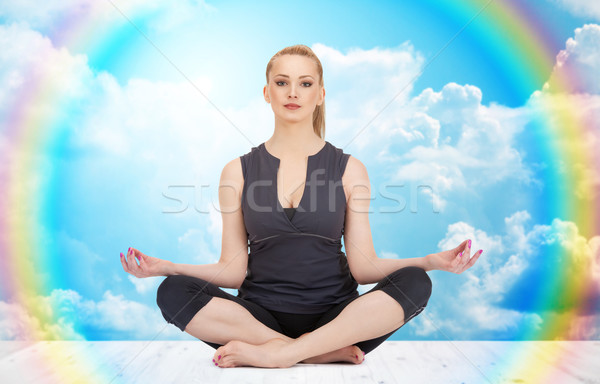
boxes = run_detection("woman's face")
[264,54,325,124]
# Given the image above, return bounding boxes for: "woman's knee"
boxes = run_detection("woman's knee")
[390,266,433,307]
[156,275,209,309]
[156,275,180,309]
[412,267,432,303]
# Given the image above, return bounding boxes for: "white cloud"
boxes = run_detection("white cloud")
[0,0,216,32]
[436,218,507,279]
[312,42,426,150]
[0,298,83,341]
[544,24,600,94]
[0,288,187,340]
[527,91,600,200]
[561,313,600,339]
[0,22,93,107]
[551,0,600,21]
[530,24,600,200]
[373,83,534,210]
[362,23,600,212]
[177,228,219,264]
[415,211,600,339]
[127,275,164,295]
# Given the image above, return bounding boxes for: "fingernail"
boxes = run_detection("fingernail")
[459,252,463,257]
[363,351,365,356]
[212,359,215,362]
[218,355,221,360]
[120,253,123,258]
[468,240,471,248]
[355,354,358,358]
[214,362,218,366]
[479,250,483,254]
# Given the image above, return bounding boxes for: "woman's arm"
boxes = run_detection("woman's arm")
[166,258,247,289]
[342,156,431,284]
[342,157,482,283]
[121,159,249,287]
[160,158,249,289]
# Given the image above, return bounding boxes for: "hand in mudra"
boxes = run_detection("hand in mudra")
[426,239,483,273]
[120,247,172,278]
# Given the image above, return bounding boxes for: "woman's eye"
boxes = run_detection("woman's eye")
[274,80,312,87]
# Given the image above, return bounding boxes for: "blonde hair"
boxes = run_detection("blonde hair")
[265,44,326,139]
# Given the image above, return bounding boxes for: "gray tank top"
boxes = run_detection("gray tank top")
[237,140,359,313]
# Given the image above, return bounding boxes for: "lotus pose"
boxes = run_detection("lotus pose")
[120,44,482,369]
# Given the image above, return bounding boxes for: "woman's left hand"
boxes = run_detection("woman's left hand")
[425,239,483,273]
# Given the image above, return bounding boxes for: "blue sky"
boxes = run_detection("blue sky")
[0,0,599,342]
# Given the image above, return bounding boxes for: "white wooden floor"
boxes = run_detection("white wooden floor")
[0,340,598,383]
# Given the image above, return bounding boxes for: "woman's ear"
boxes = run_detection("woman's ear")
[263,85,270,103]
[318,86,325,106]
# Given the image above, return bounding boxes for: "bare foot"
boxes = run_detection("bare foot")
[301,345,365,364]
[212,338,294,368]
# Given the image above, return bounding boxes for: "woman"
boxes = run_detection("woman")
[120,44,483,369]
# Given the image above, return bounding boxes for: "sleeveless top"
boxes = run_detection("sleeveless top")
[237,140,359,313]
[283,207,296,221]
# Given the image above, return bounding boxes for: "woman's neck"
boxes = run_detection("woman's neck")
[266,124,324,159]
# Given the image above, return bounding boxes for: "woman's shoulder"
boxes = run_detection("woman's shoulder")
[220,157,244,190]
[338,153,368,204]
[325,141,367,178]
[223,156,243,172]
[224,144,263,183]
[342,154,368,185]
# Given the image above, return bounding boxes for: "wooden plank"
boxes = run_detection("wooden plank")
[0,341,37,360]
[1,341,598,383]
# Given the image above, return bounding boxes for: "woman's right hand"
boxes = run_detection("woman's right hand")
[120,247,174,278]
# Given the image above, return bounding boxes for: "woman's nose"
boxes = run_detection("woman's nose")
[288,83,298,97]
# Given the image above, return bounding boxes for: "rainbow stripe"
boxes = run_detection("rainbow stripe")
[443,0,598,382]
[0,0,597,382]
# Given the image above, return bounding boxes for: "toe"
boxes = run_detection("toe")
[217,356,228,368]
[213,346,226,366]
[349,345,363,364]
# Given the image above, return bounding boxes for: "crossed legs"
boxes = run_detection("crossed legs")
[210,266,433,368]
[156,266,432,368]
[156,275,365,365]
[184,297,365,365]
[212,290,405,368]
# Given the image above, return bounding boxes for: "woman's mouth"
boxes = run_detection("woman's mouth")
[284,103,300,110]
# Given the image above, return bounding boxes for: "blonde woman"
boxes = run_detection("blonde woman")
[121,44,482,368]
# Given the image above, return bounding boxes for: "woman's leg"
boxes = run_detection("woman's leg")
[156,275,370,364]
[313,265,433,355]
[267,310,365,364]
[210,266,432,367]
[156,275,293,349]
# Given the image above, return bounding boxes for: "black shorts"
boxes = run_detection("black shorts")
[156,266,432,354]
